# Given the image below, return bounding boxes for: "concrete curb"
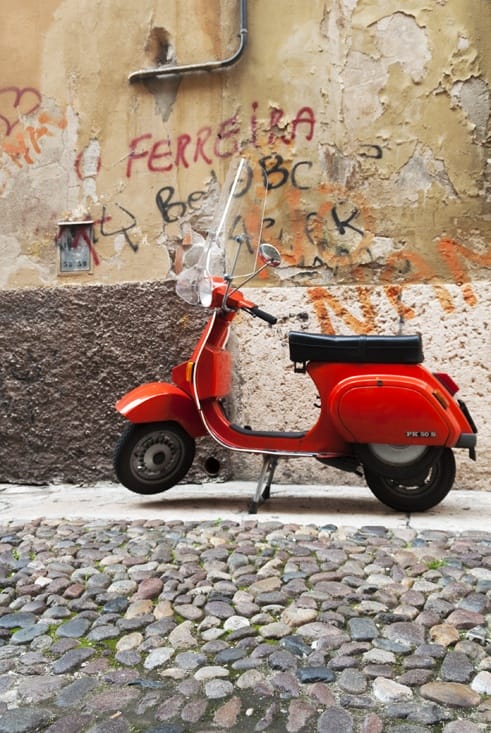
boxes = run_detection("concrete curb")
[1,482,489,531]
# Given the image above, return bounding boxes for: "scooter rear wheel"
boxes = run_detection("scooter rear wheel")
[356,443,442,480]
[364,448,455,512]
[114,421,195,495]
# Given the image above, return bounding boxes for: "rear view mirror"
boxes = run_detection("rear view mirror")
[258,243,281,268]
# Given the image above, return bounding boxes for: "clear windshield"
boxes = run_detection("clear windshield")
[176,158,267,305]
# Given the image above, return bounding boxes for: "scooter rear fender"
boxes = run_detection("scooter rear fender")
[115,382,205,438]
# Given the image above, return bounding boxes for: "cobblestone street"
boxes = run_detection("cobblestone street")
[0,509,489,732]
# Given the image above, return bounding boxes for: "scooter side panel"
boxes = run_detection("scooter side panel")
[115,382,206,437]
[329,375,462,446]
[194,346,232,399]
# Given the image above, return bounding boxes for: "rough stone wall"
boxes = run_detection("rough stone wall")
[0,1,489,487]
[0,282,229,484]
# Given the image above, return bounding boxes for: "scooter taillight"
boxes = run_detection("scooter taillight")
[434,372,459,396]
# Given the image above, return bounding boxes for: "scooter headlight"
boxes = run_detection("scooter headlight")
[198,276,214,307]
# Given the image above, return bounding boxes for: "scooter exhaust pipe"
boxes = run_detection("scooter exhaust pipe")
[203,456,221,478]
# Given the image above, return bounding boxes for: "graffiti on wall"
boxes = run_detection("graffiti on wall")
[0,87,41,135]
[162,153,489,317]
[54,205,141,265]
[71,100,488,325]
[307,236,491,334]
[2,84,488,328]
[0,86,67,169]
[100,204,139,253]
[125,104,317,178]
[74,145,491,329]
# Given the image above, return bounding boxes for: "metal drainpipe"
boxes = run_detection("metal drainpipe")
[128,0,248,83]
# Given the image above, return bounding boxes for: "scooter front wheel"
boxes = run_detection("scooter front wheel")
[364,447,455,512]
[114,421,195,495]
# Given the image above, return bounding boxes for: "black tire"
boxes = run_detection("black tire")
[364,448,456,512]
[356,443,442,480]
[114,422,195,495]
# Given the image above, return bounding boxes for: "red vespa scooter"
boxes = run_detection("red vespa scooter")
[114,158,477,513]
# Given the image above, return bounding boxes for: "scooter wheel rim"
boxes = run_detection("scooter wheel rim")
[369,443,428,466]
[130,430,181,480]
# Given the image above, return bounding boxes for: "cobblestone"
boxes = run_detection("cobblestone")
[0,519,489,731]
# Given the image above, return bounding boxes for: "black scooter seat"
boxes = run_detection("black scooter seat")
[289,331,423,365]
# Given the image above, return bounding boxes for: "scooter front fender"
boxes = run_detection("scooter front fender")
[115,382,205,438]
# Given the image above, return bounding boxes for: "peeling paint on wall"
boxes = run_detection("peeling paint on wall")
[396,145,457,203]
[1,1,488,289]
[375,12,430,83]
[451,76,490,140]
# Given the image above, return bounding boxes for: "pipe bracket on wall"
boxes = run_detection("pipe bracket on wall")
[128,0,248,83]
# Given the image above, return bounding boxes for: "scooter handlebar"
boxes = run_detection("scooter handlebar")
[247,305,278,325]
[225,289,277,325]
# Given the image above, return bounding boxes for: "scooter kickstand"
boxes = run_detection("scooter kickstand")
[248,456,278,514]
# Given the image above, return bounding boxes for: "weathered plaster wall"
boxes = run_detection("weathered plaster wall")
[0,1,489,488]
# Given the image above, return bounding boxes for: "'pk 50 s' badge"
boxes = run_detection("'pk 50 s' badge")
[406,431,437,438]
